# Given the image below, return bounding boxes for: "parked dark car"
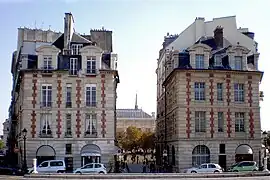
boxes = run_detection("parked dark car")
[0,166,24,176]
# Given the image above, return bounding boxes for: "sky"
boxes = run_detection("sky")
[0,0,269,134]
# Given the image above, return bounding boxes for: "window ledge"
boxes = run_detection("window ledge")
[84,132,97,138]
[39,133,53,138]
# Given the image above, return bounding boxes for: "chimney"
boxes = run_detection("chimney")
[214,26,223,49]
[64,13,74,50]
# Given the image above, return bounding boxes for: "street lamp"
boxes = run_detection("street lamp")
[22,128,27,173]
[262,131,268,172]
[163,149,168,172]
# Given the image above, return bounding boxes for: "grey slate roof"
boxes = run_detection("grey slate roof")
[117,109,152,119]
[71,33,92,44]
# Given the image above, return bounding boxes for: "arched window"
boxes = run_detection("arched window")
[192,145,210,166]
[172,146,175,165]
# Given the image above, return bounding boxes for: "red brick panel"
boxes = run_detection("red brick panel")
[31,74,38,138]
[76,80,81,137]
[209,74,214,138]
[186,73,191,138]
[248,76,254,138]
[101,73,106,137]
[226,74,232,138]
[56,76,62,138]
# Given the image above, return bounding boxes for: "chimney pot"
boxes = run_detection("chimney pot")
[214,26,223,49]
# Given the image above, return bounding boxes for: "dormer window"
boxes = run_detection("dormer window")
[43,56,52,70]
[69,58,77,75]
[86,56,96,74]
[235,56,242,70]
[195,55,204,69]
[214,54,222,66]
[71,44,83,55]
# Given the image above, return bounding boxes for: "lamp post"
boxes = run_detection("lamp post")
[163,149,168,173]
[262,131,269,172]
[22,128,27,173]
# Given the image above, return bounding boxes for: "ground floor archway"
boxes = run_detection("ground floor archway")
[36,145,56,165]
[235,144,253,162]
[192,145,210,166]
[81,144,101,166]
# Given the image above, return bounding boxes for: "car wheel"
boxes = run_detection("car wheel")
[76,171,82,174]
[214,170,220,173]
[233,170,238,172]
[191,171,197,173]
[253,169,258,171]
[57,170,64,173]
[99,171,104,174]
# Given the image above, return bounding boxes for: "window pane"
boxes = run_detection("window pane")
[218,112,224,132]
[195,55,204,69]
[217,83,223,101]
[235,56,242,70]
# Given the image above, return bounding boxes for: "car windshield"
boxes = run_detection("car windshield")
[231,162,239,167]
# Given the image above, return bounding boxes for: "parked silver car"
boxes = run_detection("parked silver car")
[185,163,223,173]
[28,160,66,173]
[73,163,107,174]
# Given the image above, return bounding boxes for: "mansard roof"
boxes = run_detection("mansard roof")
[117,109,153,119]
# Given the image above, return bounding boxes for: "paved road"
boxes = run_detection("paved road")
[128,163,150,173]
[18,177,270,180]
[0,176,22,179]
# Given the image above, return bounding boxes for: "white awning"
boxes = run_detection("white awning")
[81,153,101,157]
[236,145,253,155]
[36,145,55,157]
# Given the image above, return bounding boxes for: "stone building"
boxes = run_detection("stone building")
[116,94,155,133]
[8,13,119,170]
[155,16,263,172]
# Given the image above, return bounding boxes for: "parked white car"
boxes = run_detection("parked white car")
[185,163,223,173]
[28,160,66,173]
[73,163,107,174]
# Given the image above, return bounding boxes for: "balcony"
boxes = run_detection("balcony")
[84,131,97,138]
[86,102,97,107]
[41,67,53,74]
[40,102,52,108]
[85,68,96,75]
[69,70,77,76]
[39,130,52,138]
[65,131,72,138]
[66,102,72,108]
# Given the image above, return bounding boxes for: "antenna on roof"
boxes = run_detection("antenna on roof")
[41,22,44,29]
[34,21,37,29]
[135,92,138,110]
[49,25,51,30]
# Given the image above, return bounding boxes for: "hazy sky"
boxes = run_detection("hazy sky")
[0,0,269,134]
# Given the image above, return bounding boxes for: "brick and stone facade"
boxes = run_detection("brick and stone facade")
[156,16,263,172]
[9,13,119,170]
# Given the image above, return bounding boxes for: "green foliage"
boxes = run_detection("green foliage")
[0,140,5,149]
[117,126,155,152]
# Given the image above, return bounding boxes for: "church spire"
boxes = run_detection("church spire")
[135,92,138,110]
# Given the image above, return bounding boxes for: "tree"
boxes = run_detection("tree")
[116,126,143,151]
[140,131,155,153]
[0,140,5,150]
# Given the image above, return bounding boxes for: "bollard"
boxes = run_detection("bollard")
[33,158,38,173]
[263,157,269,172]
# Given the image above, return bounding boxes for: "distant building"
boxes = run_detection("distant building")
[116,94,156,133]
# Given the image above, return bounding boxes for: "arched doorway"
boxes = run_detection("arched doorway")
[36,145,56,165]
[172,146,175,165]
[81,144,101,166]
[192,145,210,166]
[235,144,253,162]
